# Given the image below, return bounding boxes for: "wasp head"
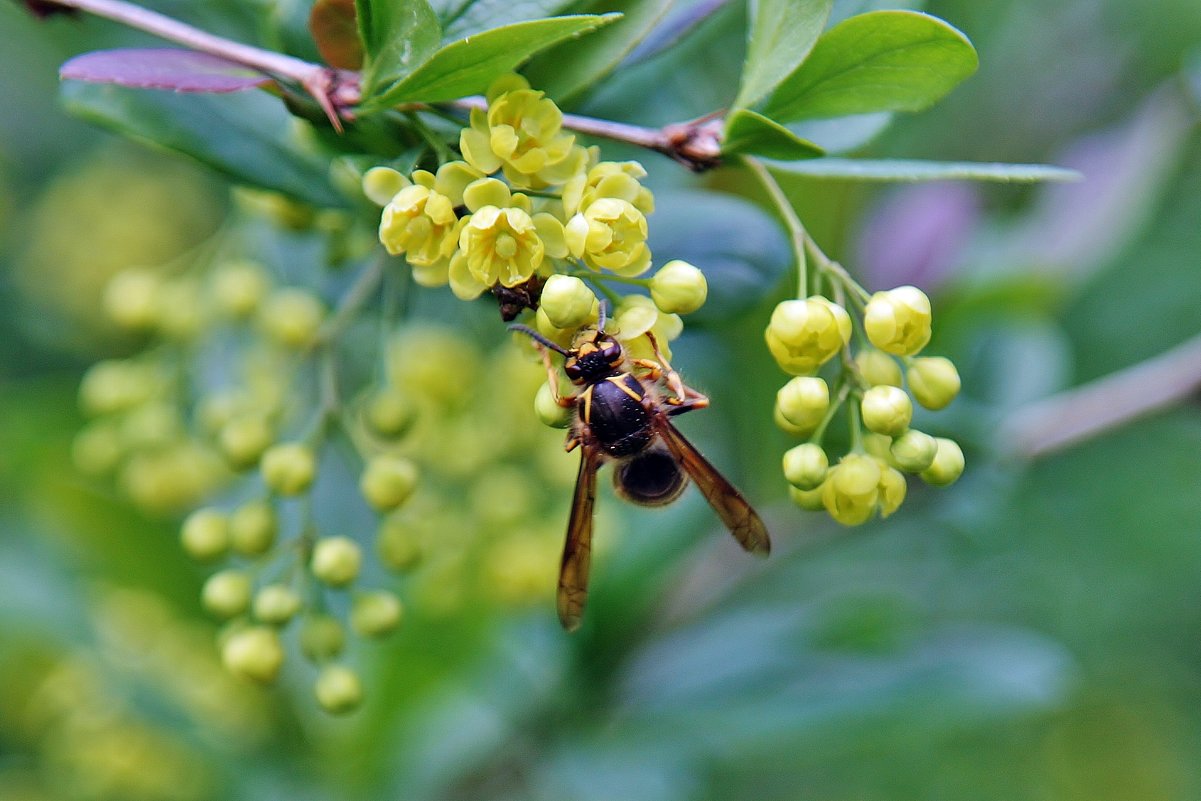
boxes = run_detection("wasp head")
[564,330,624,383]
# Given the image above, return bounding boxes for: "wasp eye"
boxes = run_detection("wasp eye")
[565,361,583,380]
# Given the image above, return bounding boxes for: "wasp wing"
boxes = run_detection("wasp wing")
[558,443,602,631]
[655,417,771,555]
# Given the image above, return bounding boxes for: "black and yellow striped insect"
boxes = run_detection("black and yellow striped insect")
[512,307,770,631]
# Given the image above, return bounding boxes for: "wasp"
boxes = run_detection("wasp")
[511,307,770,631]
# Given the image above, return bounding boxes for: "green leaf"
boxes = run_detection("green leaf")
[443,0,577,40]
[60,82,346,208]
[363,14,618,109]
[722,109,824,159]
[522,0,672,103]
[357,0,441,99]
[767,158,1080,183]
[762,10,978,122]
[733,0,832,110]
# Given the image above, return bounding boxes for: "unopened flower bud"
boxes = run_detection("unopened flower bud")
[261,443,316,495]
[212,260,269,319]
[299,614,345,662]
[860,385,913,437]
[650,260,708,314]
[315,665,363,714]
[219,414,274,469]
[104,268,161,330]
[854,348,903,387]
[919,438,965,487]
[782,443,828,490]
[222,626,284,684]
[229,500,277,555]
[365,388,415,438]
[907,356,961,410]
[259,288,325,348]
[535,381,573,429]
[360,455,419,512]
[181,508,229,561]
[789,483,827,511]
[311,536,362,587]
[254,584,301,624]
[350,591,404,637]
[202,569,253,619]
[864,286,932,356]
[877,464,907,518]
[765,297,851,375]
[776,376,829,435]
[822,453,882,526]
[540,274,597,330]
[890,429,938,473]
[377,515,423,571]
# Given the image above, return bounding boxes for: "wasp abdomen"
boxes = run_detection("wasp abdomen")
[582,374,653,457]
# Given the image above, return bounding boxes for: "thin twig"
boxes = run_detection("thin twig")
[742,156,807,296]
[1000,332,1201,459]
[312,255,387,348]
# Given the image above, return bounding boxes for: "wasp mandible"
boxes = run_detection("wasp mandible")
[512,305,770,631]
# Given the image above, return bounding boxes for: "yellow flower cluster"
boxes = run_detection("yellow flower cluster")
[767,284,965,526]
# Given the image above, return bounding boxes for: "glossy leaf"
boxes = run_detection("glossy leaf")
[357,0,441,99]
[59,49,270,93]
[767,158,1080,183]
[310,0,363,69]
[763,10,978,122]
[363,14,618,109]
[443,0,577,40]
[722,109,824,159]
[734,0,832,109]
[522,0,671,103]
[60,82,346,208]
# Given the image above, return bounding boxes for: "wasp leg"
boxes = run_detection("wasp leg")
[643,330,690,404]
[565,436,581,452]
[530,338,577,408]
[630,358,663,381]
[664,394,710,417]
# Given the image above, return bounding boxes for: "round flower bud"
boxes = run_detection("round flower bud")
[315,665,363,714]
[650,260,708,314]
[535,381,573,429]
[222,626,284,684]
[103,268,161,330]
[864,286,932,356]
[765,297,851,375]
[350,590,404,637]
[854,348,903,387]
[259,288,325,348]
[365,388,415,439]
[890,429,938,473]
[773,405,809,436]
[860,385,913,437]
[360,455,419,512]
[878,465,907,518]
[789,483,827,511]
[181,508,229,561]
[782,443,828,490]
[202,570,253,619]
[219,414,274,469]
[362,166,407,206]
[822,453,882,526]
[229,500,277,556]
[211,260,269,319]
[907,357,961,410]
[540,274,598,330]
[377,515,422,571]
[311,536,362,587]
[776,377,829,434]
[299,614,345,662]
[73,421,124,476]
[261,443,316,495]
[253,584,301,624]
[920,438,965,487]
[863,432,896,466]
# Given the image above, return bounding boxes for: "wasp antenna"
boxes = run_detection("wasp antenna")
[597,300,608,332]
[508,324,570,355]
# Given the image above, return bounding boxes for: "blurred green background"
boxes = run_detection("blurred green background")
[3,0,1201,799]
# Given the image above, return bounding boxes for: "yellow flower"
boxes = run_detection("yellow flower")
[562,155,655,218]
[611,295,681,363]
[864,285,932,355]
[565,198,652,276]
[457,178,567,288]
[764,296,851,375]
[379,184,459,268]
[822,453,881,526]
[459,75,583,189]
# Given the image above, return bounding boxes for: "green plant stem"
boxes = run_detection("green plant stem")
[313,254,386,349]
[847,390,865,453]
[572,270,652,288]
[804,234,871,306]
[742,156,807,297]
[809,381,850,444]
